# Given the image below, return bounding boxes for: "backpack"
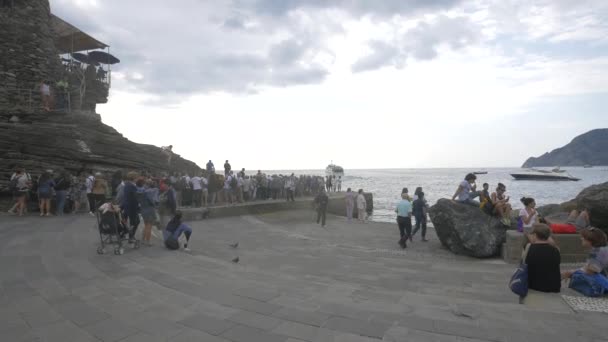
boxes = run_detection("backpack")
[230,176,238,189]
[164,237,179,250]
[509,262,528,298]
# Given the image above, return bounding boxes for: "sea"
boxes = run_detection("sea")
[266,167,608,223]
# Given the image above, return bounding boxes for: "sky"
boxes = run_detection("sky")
[50,0,608,170]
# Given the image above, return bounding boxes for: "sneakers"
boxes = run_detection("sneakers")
[89,212,95,217]
[183,247,191,252]
[421,238,429,242]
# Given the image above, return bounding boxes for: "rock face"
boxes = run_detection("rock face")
[522,129,608,167]
[429,199,507,258]
[0,112,201,195]
[538,182,608,233]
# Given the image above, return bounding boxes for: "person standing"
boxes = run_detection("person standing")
[285,173,296,202]
[91,173,108,213]
[37,171,55,216]
[336,176,342,192]
[190,174,202,208]
[224,171,234,204]
[411,191,429,242]
[9,168,31,216]
[201,175,209,207]
[356,189,367,222]
[314,188,329,227]
[40,80,51,111]
[344,188,355,222]
[206,160,215,174]
[85,171,96,215]
[224,160,231,176]
[136,179,158,247]
[122,172,140,243]
[395,192,413,248]
[53,170,71,216]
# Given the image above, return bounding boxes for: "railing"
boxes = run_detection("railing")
[0,87,71,113]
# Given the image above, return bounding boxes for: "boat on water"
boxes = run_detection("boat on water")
[473,171,488,175]
[511,169,580,181]
[325,162,344,178]
[552,166,566,173]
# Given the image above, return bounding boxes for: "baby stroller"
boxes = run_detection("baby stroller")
[95,203,140,255]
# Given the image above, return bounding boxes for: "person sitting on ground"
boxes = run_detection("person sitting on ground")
[491,183,512,225]
[451,173,480,206]
[523,223,561,293]
[562,228,608,297]
[164,211,192,251]
[549,209,591,234]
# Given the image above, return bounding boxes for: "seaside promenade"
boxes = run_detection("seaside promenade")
[1,209,606,342]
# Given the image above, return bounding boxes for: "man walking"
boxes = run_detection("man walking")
[356,189,367,222]
[395,192,413,248]
[314,188,329,227]
[411,192,429,242]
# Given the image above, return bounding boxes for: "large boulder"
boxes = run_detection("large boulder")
[537,182,608,233]
[429,199,507,258]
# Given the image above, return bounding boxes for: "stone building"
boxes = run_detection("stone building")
[0,0,113,114]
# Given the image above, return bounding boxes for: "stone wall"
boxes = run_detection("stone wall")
[0,0,62,114]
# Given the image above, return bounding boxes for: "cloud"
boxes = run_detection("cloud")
[352,15,479,72]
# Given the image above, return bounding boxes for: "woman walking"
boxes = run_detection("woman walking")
[344,188,355,221]
[356,189,367,222]
[53,171,71,215]
[37,171,55,216]
[136,179,159,247]
[9,168,31,216]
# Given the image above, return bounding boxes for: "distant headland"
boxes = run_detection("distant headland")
[522,128,608,168]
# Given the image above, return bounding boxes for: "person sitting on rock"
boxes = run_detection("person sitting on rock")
[523,223,561,293]
[164,211,192,251]
[479,183,493,214]
[562,228,608,297]
[491,183,512,226]
[452,173,480,206]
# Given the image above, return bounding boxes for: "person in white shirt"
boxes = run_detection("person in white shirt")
[519,197,539,235]
[85,171,95,214]
[190,174,202,208]
[224,172,234,204]
[242,176,251,201]
[357,189,367,222]
[236,175,244,203]
[201,176,209,207]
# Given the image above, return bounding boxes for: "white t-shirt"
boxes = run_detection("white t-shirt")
[519,208,538,232]
[201,177,208,189]
[457,180,472,201]
[85,175,95,194]
[191,176,202,190]
[224,176,232,189]
[357,194,366,209]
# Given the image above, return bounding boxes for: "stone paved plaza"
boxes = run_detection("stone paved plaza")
[1,210,607,341]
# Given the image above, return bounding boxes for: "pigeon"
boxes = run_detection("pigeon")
[231,257,239,263]
[229,242,239,248]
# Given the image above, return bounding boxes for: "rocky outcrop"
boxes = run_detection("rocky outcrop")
[0,111,201,195]
[429,199,507,258]
[538,182,608,233]
[522,129,608,167]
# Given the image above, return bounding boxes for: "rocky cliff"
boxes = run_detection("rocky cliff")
[522,129,608,167]
[0,111,202,194]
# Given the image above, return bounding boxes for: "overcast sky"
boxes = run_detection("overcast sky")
[51,0,608,170]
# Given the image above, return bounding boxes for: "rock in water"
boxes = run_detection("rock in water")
[429,199,506,258]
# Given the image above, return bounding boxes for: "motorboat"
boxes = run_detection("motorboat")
[473,171,488,175]
[511,169,580,181]
[325,162,344,178]
[552,166,566,173]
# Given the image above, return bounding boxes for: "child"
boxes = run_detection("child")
[164,211,193,251]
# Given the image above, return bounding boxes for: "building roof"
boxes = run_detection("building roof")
[51,14,108,53]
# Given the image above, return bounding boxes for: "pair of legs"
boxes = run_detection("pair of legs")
[39,196,51,216]
[493,202,512,224]
[567,209,590,229]
[126,210,140,242]
[346,204,353,221]
[412,214,428,240]
[202,189,208,207]
[224,189,234,204]
[316,206,327,226]
[192,190,202,207]
[286,189,295,202]
[164,224,193,249]
[12,193,27,216]
[55,190,67,215]
[87,193,96,213]
[357,208,366,221]
[397,216,412,248]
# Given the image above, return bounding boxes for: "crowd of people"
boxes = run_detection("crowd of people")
[449,173,608,298]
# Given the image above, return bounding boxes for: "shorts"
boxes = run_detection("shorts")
[38,191,52,199]
[141,208,157,224]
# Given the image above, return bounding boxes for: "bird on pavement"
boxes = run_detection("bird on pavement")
[229,242,239,248]
[232,257,239,263]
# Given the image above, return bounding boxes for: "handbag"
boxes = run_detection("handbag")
[509,262,529,298]
[569,270,608,297]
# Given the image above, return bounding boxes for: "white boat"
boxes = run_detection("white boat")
[552,167,566,173]
[511,169,580,181]
[325,162,344,178]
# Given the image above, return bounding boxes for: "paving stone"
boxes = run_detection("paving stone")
[178,312,236,336]
[32,320,99,342]
[54,301,110,327]
[272,307,330,327]
[228,310,284,331]
[220,294,282,315]
[235,286,281,302]
[82,317,139,342]
[117,332,167,342]
[169,327,231,342]
[322,315,391,339]
[272,320,335,341]
[221,324,288,342]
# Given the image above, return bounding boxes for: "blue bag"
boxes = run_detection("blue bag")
[509,262,529,298]
[569,270,608,297]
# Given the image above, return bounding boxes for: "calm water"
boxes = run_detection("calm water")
[267,167,608,223]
